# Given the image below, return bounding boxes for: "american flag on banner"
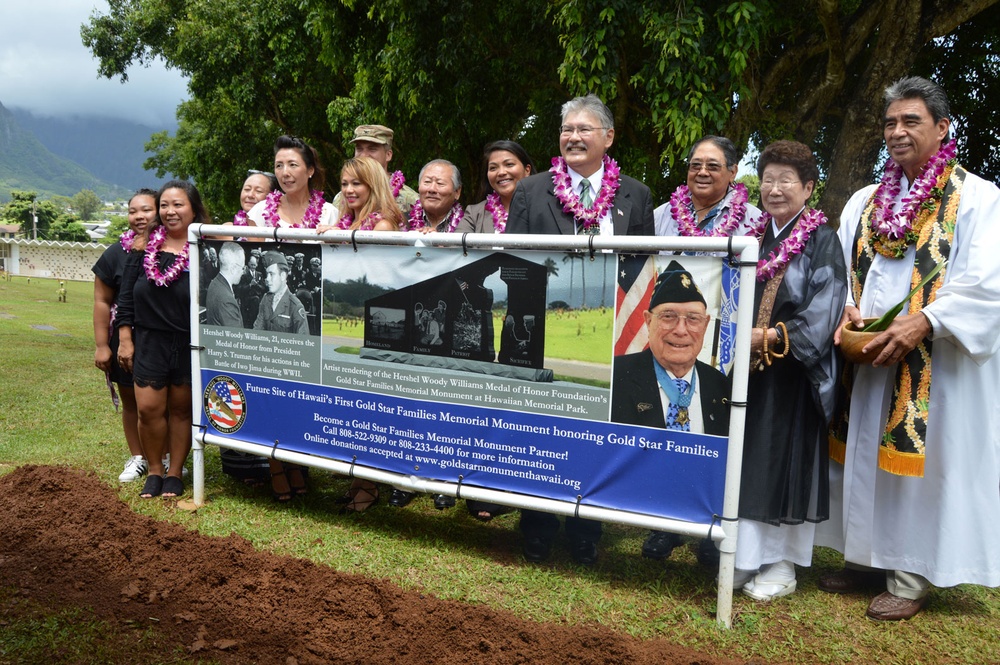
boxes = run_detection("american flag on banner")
[614,254,657,356]
[209,380,243,430]
[716,261,741,375]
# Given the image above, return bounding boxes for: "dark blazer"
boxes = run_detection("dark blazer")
[205,273,242,327]
[506,169,654,236]
[611,349,730,436]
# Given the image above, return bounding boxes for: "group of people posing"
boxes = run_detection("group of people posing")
[93,76,1000,622]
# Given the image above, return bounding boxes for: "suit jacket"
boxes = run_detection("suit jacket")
[611,349,729,436]
[206,273,242,327]
[506,169,654,236]
[454,201,498,234]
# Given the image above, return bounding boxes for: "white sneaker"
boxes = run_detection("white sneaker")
[118,456,148,482]
[162,454,189,478]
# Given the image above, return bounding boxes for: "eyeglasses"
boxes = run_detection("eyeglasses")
[688,161,726,173]
[652,310,710,330]
[559,125,605,138]
[760,179,801,191]
[248,169,275,178]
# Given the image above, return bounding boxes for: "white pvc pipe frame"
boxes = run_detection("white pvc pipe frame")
[187,224,758,628]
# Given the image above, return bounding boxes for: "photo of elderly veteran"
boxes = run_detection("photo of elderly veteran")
[610,260,730,564]
[253,251,310,335]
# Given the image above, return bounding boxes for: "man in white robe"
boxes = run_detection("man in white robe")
[818,76,1000,621]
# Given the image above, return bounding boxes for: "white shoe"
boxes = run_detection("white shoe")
[718,568,757,590]
[742,560,797,601]
[118,456,148,482]
[163,454,189,479]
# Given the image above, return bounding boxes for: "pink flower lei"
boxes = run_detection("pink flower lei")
[869,138,957,247]
[669,183,749,237]
[747,207,826,281]
[232,210,249,226]
[550,154,621,233]
[484,192,508,233]
[143,226,190,287]
[335,211,384,231]
[406,200,465,232]
[261,189,326,228]
[119,229,137,252]
[389,171,405,198]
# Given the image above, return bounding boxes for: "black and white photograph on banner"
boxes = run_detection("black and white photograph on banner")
[199,240,323,337]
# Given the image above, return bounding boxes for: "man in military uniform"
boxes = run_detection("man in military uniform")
[253,251,309,335]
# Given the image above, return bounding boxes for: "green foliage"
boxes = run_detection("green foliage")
[49,216,91,242]
[71,189,103,221]
[82,0,1000,214]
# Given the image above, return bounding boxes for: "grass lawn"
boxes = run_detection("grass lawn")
[2,275,999,665]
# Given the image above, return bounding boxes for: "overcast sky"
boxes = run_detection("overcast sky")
[0,1,188,127]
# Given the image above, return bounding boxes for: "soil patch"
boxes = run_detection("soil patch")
[0,465,751,664]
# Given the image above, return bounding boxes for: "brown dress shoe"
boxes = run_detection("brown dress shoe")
[817,568,886,594]
[866,591,927,621]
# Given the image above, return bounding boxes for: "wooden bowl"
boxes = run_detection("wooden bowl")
[839,318,880,364]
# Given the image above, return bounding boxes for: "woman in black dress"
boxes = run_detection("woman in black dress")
[93,189,157,483]
[736,141,847,600]
[117,180,206,498]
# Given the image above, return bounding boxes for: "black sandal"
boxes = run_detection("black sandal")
[140,475,163,499]
[161,476,184,498]
[271,469,293,503]
[340,480,378,514]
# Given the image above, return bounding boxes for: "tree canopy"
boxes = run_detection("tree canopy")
[82,0,1000,219]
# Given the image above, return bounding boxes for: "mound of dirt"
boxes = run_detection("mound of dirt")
[0,465,749,664]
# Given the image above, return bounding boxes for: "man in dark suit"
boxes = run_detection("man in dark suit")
[509,94,654,567]
[507,94,654,237]
[205,242,245,328]
[611,260,730,563]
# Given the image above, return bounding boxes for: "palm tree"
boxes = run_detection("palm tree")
[543,257,559,278]
[562,253,576,306]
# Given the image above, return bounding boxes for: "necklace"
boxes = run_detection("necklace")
[389,171,405,198]
[261,189,326,228]
[869,139,957,258]
[483,192,508,233]
[550,154,621,233]
[670,183,749,237]
[336,211,384,231]
[119,229,137,252]
[143,226,190,287]
[748,208,826,281]
[407,200,465,232]
[232,210,249,226]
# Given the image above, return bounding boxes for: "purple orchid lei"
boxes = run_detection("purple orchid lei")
[143,225,190,287]
[669,183,749,237]
[406,200,465,232]
[747,207,826,282]
[335,211,385,231]
[261,189,326,228]
[119,229,137,252]
[869,139,957,257]
[389,171,405,198]
[232,210,249,226]
[550,154,621,233]
[483,192,508,233]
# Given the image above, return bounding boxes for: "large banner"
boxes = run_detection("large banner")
[197,240,737,526]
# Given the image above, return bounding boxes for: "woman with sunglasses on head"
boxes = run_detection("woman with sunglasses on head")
[245,135,337,230]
